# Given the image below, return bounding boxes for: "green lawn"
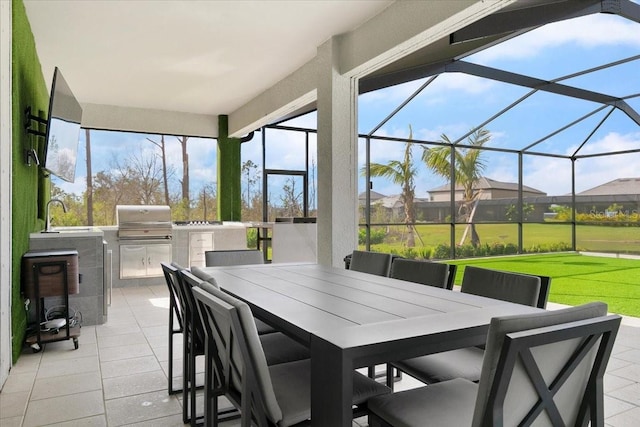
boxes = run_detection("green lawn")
[368,223,640,254]
[446,253,640,318]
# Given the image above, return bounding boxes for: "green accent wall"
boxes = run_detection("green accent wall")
[11,0,49,362]
[217,115,241,221]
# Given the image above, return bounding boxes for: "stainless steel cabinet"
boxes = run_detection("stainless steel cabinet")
[120,244,171,278]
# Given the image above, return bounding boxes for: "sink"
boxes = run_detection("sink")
[52,227,95,232]
[36,226,103,236]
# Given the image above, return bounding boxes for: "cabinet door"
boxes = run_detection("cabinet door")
[120,245,147,279]
[146,244,172,277]
[189,232,213,267]
[189,232,213,248]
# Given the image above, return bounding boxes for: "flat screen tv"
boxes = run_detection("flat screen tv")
[43,67,83,183]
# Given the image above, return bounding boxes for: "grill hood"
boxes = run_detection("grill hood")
[116,205,172,239]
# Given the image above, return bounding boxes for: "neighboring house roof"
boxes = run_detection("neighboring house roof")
[377,195,403,209]
[576,178,640,196]
[429,176,546,195]
[358,191,386,201]
[374,194,431,209]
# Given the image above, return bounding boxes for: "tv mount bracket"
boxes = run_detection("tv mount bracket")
[25,106,48,138]
[24,106,48,166]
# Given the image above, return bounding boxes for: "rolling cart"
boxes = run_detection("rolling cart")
[22,249,81,352]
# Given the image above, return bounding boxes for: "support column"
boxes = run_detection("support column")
[316,37,358,267]
[217,115,241,221]
[0,0,13,384]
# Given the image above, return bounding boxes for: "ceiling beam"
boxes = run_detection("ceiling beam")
[602,0,640,24]
[450,0,602,44]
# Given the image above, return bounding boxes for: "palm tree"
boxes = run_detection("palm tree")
[365,126,418,247]
[422,128,491,247]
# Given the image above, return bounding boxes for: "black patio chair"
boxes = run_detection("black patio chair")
[349,250,393,277]
[161,261,185,395]
[389,258,454,289]
[388,266,551,389]
[204,249,264,267]
[369,302,619,427]
[192,283,391,426]
[162,263,205,426]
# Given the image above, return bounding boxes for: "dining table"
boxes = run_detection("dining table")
[196,262,542,427]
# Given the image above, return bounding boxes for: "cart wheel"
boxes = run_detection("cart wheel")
[73,338,79,350]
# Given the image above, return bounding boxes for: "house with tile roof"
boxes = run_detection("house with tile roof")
[428,177,547,202]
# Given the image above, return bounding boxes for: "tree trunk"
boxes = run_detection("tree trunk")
[160,135,170,205]
[146,136,170,206]
[179,136,190,212]
[404,192,415,247]
[85,129,93,225]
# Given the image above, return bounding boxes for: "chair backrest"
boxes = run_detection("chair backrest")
[349,250,393,277]
[461,266,544,308]
[190,266,219,286]
[205,249,264,267]
[192,283,283,425]
[161,262,185,329]
[389,258,452,289]
[174,267,206,350]
[446,264,458,290]
[536,275,552,309]
[471,302,619,427]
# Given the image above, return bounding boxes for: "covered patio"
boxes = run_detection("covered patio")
[1,283,639,426]
[2,1,640,423]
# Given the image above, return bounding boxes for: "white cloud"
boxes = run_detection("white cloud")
[52,174,86,195]
[523,131,640,195]
[360,73,497,110]
[471,14,640,64]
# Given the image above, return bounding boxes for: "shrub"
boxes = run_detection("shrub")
[358,227,387,245]
[246,228,258,248]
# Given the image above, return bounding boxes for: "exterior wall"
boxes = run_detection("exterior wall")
[1,0,13,387]
[10,0,49,363]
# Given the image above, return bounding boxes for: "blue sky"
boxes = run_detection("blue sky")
[54,10,640,203]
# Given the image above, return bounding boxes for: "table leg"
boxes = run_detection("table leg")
[310,335,352,427]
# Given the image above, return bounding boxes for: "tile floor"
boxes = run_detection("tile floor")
[1,285,640,426]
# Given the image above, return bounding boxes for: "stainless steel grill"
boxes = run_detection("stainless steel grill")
[116,205,172,240]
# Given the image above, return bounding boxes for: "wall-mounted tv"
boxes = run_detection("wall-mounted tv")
[43,67,83,183]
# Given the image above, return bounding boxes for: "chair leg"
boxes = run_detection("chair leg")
[368,365,376,379]
[386,364,395,391]
[189,332,197,427]
[167,305,183,394]
[204,348,217,427]
[182,327,190,424]
[168,309,174,393]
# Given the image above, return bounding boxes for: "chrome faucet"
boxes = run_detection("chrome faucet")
[45,198,67,232]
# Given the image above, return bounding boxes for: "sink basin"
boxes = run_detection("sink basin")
[52,227,94,232]
[39,226,102,234]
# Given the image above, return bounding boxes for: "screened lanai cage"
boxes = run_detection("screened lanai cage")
[266,1,640,260]
[50,1,640,261]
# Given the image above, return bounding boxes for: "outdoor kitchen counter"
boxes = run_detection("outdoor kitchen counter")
[29,229,108,325]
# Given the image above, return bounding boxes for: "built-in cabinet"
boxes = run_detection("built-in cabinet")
[189,232,214,267]
[120,243,172,278]
[29,229,108,326]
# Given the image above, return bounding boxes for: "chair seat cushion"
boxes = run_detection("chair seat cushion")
[392,346,485,384]
[256,318,277,335]
[269,359,390,427]
[369,378,478,427]
[260,332,310,366]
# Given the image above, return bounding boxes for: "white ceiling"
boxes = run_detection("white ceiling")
[23,0,393,117]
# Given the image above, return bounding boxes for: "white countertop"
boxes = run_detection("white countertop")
[30,226,104,238]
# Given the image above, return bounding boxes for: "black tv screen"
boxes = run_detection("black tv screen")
[43,67,82,183]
